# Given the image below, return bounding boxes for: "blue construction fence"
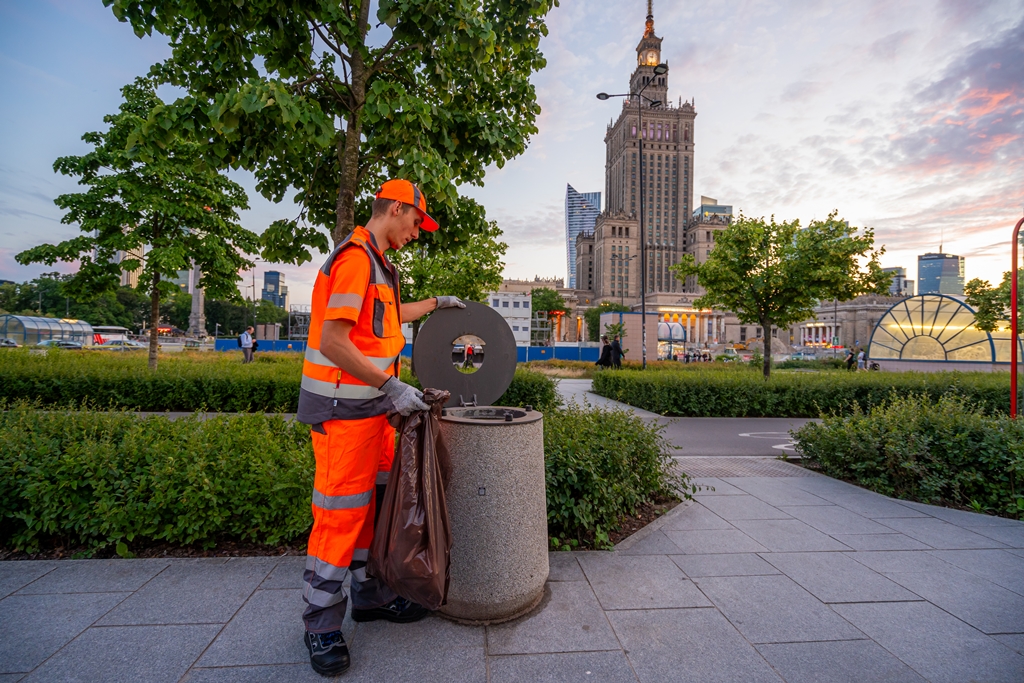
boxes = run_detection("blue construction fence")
[213,339,600,363]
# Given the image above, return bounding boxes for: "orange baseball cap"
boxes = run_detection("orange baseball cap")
[375,179,439,232]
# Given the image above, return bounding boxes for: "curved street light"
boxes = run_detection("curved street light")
[1012,216,1023,418]
[596,62,668,369]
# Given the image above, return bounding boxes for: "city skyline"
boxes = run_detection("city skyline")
[564,184,601,289]
[2,1,1022,307]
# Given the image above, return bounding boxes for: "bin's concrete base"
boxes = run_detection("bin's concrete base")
[438,584,546,626]
[438,408,549,624]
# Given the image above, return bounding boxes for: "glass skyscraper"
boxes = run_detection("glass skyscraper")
[565,184,601,288]
[917,253,964,296]
[262,271,289,308]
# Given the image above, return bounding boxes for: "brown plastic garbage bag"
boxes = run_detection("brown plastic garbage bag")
[367,387,453,611]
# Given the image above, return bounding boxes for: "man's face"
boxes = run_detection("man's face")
[388,202,422,250]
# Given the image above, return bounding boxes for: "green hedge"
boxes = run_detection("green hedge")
[794,394,1024,519]
[592,368,1018,417]
[0,349,559,414]
[1,399,681,555]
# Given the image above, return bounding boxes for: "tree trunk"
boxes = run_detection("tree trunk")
[762,323,772,380]
[149,270,161,370]
[332,2,371,247]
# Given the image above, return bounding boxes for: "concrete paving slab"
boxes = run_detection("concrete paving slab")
[894,500,1023,527]
[694,574,863,644]
[811,493,929,519]
[759,552,919,603]
[657,503,734,531]
[833,601,1024,683]
[14,558,169,595]
[0,592,128,674]
[608,608,782,683]
[791,477,867,497]
[828,533,932,551]
[993,634,1024,656]
[928,549,1024,596]
[756,639,926,683]
[844,550,958,574]
[97,557,276,626]
[196,589,312,667]
[22,624,221,683]
[488,651,636,683]
[722,479,832,507]
[777,505,894,536]
[881,563,1024,635]
[258,557,304,590]
[731,519,852,552]
[366,642,486,683]
[577,553,711,610]
[0,562,56,599]
[670,553,780,578]
[355,616,484,682]
[965,523,1024,547]
[1006,547,1024,558]
[0,675,24,682]
[878,517,1009,549]
[486,582,619,655]
[662,529,768,554]
[547,552,585,582]
[689,477,746,495]
[615,530,684,556]
[697,495,792,521]
[183,663,379,683]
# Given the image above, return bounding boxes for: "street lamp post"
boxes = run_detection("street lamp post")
[598,62,668,370]
[1011,216,1023,418]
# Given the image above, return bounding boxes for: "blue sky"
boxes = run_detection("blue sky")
[2,0,1023,306]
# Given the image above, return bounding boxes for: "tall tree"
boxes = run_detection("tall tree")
[672,212,889,379]
[16,80,257,369]
[105,0,557,260]
[965,272,1024,332]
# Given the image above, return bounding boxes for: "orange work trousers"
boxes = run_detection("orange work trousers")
[302,415,397,633]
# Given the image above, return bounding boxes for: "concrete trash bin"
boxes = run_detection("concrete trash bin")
[438,406,548,623]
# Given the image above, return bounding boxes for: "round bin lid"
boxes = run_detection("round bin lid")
[413,301,518,408]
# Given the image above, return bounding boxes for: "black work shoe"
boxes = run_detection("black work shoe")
[351,596,430,623]
[305,630,350,677]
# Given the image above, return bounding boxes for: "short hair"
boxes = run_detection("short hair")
[371,198,414,218]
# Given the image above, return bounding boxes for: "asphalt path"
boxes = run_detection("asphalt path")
[556,379,815,457]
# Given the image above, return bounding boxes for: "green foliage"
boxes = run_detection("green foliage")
[544,403,688,549]
[530,287,568,314]
[794,394,1024,519]
[592,368,1020,417]
[0,274,150,328]
[498,368,561,414]
[584,301,631,341]
[0,404,314,553]
[965,271,1022,333]
[775,357,847,370]
[671,212,889,378]
[105,0,557,254]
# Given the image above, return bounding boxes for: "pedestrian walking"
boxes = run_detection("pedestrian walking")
[857,348,866,371]
[611,335,624,369]
[295,179,466,677]
[596,335,612,368]
[844,349,856,371]
[239,326,254,363]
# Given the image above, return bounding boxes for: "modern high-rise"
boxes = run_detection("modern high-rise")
[565,185,601,288]
[262,271,289,308]
[882,267,915,297]
[917,253,964,296]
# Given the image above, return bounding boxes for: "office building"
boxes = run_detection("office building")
[882,267,914,297]
[917,253,964,296]
[565,185,601,288]
[488,291,532,345]
[262,271,289,309]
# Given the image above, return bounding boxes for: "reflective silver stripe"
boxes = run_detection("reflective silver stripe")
[351,566,368,582]
[367,247,390,286]
[327,293,363,310]
[304,583,346,608]
[351,549,369,562]
[306,556,351,583]
[301,375,383,400]
[312,487,373,510]
[304,348,399,372]
[375,471,390,485]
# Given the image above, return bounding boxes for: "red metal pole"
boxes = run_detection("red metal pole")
[1012,217,1023,417]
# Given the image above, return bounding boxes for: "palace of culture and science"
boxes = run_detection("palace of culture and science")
[573,4,737,346]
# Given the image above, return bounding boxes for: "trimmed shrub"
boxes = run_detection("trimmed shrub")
[794,394,1024,519]
[592,368,1018,417]
[544,403,688,548]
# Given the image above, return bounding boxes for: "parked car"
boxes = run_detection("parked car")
[94,339,148,351]
[0,338,20,348]
[35,339,84,350]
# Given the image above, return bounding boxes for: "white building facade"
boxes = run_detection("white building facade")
[487,291,532,345]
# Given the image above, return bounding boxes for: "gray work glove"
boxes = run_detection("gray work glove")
[435,296,466,309]
[380,376,429,416]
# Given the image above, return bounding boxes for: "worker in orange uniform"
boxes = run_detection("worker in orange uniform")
[296,179,464,677]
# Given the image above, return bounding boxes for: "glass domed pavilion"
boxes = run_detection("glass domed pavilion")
[868,294,1021,367]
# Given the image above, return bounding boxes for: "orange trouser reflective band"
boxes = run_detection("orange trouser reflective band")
[302,415,396,633]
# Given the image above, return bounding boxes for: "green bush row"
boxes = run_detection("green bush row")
[0,349,560,414]
[794,394,1024,519]
[592,368,1018,417]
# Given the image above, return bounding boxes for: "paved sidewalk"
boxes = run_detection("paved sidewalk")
[2,470,1023,682]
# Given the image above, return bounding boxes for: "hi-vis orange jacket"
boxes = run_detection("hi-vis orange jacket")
[296,227,405,424]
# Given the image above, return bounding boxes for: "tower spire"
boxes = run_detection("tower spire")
[644,0,655,37]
